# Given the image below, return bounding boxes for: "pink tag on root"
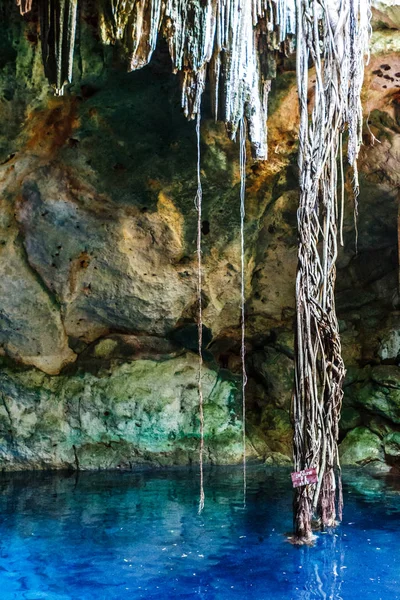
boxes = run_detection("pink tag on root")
[291,468,318,488]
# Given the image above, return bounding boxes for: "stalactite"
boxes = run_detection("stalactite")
[292,0,371,544]
[16,0,33,15]
[16,0,297,155]
[106,0,136,43]
[128,0,164,70]
[195,109,205,515]
[15,0,77,95]
[96,0,296,159]
[239,117,247,505]
[37,0,78,95]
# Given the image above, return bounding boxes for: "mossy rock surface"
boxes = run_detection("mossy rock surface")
[0,353,259,471]
[339,407,362,433]
[339,427,384,466]
[383,431,400,464]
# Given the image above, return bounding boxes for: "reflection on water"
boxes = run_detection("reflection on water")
[0,466,399,599]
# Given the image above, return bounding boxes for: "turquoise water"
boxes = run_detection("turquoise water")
[0,466,399,599]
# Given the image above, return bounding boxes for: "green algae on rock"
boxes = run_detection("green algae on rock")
[0,353,250,471]
[383,431,400,465]
[340,427,385,467]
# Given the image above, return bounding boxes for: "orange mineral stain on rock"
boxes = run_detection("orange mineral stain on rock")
[25,96,80,156]
[69,251,92,296]
[156,191,184,254]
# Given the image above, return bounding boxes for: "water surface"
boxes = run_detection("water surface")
[0,466,399,599]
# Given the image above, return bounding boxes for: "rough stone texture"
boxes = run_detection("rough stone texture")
[340,428,385,466]
[347,366,400,425]
[0,4,399,470]
[372,1,400,30]
[384,431,400,464]
[251,348,293,411]
[339,407,362,433]
[0,352,247,470]
[0,226,76,374]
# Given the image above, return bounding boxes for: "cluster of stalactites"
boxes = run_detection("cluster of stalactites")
[16,0,296,158]
[100,0,296,159]
[16,0,33,15]
[17,0,78,96]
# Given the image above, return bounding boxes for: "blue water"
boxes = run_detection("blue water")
[0,467,399,599]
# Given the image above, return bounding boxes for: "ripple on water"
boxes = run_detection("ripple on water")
[0,466,399,599]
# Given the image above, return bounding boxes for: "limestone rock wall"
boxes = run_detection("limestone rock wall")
[0,350,245,470]
[0,2,399,470]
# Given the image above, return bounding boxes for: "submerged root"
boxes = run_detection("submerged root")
[287,532,317,546]
[293,487,314,542]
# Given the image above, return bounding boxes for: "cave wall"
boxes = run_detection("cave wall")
[0,2,400,471]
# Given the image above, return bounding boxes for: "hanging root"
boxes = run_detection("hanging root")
[337,470,344,522]
[289,487,316,545]
[319,469,338,528]
[16,0,33,15]
[239,117,247,506]
[195,110,205,516]
[293,0,371,538]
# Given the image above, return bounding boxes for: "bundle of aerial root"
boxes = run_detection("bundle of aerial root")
[292,0,370,544]
[15,0,371,534]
